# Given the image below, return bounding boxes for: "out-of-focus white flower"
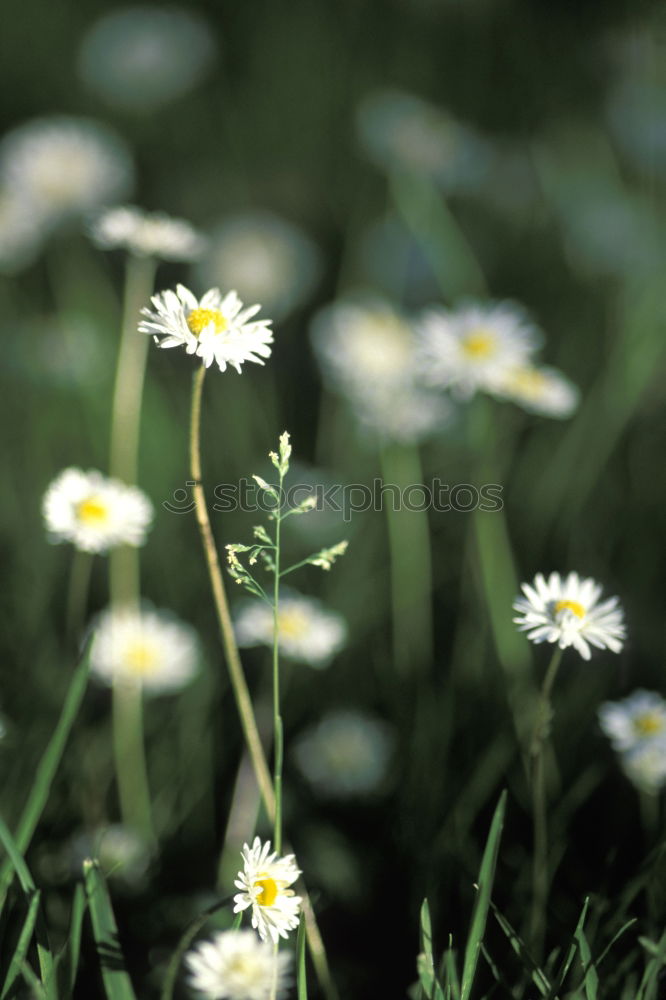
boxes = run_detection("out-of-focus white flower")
[186,930,291,1000]
[233,838,301,944]
[91,205,205,260]
[139,284,273,373]
[0,117,133,228]
[620,738,666,795]
[69,825,151,888]
[234,592,347,668]
[599,690,666,752]
[491,364,579,419]
[311,298,453,443]
[293,710,393,797]
[513,571,626,661]
[356,88,491,190]
[197,212,321,321]
[42,468,152,553]
[89,606,199,694]
[0,187,42,273]
[416,300,541,399]
[78,6,216,112]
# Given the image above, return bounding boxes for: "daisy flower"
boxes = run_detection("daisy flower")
[0,116,133,228]
[90,205,205,261]
[42,468,152,553]
[513,571,626,661]
[293,710,394,798]
[186,929,292,1000]
[416,300,542,399]
[233,838,302,943]
[598,690,666,752]
[491,364,580,419]
[234,592,347,668]
[89,606,199,694]
[138,284,273,374]
[620,738,666,795]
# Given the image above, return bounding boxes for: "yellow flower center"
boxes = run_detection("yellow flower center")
[254,876,279,906]
[634,713,665,737]
[77,496,109,525]
[278,608,310,640]
[554,599,585,619]
[186,308,228,336]
[461,328,496,359]
[124,641,158,676]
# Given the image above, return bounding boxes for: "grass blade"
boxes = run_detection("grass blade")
[460,791,507,1000]
[83,859,137,1000]
[573,899,598,1000]
[0,890,41,999]
[0,642,90,908]
[489,901,551,997]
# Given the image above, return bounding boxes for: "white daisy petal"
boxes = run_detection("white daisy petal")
[186,928,291,1000]
[232,837,302,944]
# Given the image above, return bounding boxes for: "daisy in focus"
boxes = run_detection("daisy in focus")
[186,929,291,1000]
[42,468,153,553]
[490,364,580,419]
[89,606,199,694]
[598,690,666,752]
[138,284,273,373]
[513,571,626,661]
[234,592,347,667]
[416,300,541,399]
[233,837,302,943]
[0,116,133,228]
[90,205,205,261]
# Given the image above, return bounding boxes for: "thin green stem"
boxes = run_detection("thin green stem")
[190,365,276,818]
[112,681,154,844]
[66,550,93,644]
[272,482,284,855]
[379,443,433,675]
[529,646,564,956]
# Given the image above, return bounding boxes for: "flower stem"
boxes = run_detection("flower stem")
[108,253,156,841]
[379,442,433,675]
[66,549,93,645]
[272,479,284,855]
[189,365,276,817]
[529,646,563,956]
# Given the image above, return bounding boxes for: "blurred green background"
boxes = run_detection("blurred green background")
[1,0,666,996]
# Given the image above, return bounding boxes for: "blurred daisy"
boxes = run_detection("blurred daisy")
[416,301,541,399]
[234,593,347,667]
[620,738,666,795]
[0,117,133,228]
[78,6,216,113]
[311,298,452,443]
[293,710,393,797]
[187,930,291,1000]
[91,205,205,261]
[513,571,626,661]
[42,468,152,553]
[197,212,321,321]
[89,606,199,693]
[69,824,151,888]
[356,88,490,190]
[0,187,42,273]
[599,690,666,752]
[233,837,301,943]
[491,364,579,419]
[139,284,273,373]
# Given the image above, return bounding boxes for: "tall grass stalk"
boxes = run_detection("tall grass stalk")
[108,253,156,842]
[271,468,285,854]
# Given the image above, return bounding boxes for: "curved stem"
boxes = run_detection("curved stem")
[189,365,275,818]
